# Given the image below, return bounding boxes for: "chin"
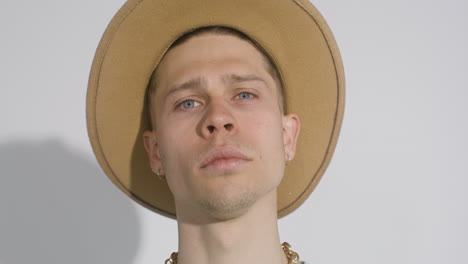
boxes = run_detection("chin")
[198,187,257,221]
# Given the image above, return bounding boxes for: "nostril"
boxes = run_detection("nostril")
[205,123,233,134]
[207,125,215,133]
[224,123,233,131]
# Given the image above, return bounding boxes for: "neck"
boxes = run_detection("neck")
[175,191,287,264]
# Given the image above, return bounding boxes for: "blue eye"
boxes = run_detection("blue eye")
[236,92,254,100]
[179,100,200,109]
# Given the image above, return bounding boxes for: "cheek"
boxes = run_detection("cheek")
[157,114,196,161]
[244,112,285,168]
[156,124,192,184]
[249,111,284,147]
[157,116,206,199]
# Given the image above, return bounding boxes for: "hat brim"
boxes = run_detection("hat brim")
[87,0,345,219]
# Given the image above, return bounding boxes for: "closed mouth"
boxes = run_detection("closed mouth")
[200,146,250,169]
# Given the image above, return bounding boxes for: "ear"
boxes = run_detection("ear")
[143,130,164,175]
[282,114,300,162]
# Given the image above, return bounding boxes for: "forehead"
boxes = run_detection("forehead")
[155,33,270,85]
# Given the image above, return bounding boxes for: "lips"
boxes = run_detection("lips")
[200,146,250,170]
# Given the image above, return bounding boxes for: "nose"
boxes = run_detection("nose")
[198,101,237,138]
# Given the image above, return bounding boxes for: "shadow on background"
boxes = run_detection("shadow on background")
[0,139,140,264]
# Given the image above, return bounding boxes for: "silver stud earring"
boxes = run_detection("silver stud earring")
[156,168,165,180]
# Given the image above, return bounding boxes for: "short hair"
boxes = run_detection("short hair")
[146,26,285,130]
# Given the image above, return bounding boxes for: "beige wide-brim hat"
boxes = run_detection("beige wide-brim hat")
[87,0,345,219]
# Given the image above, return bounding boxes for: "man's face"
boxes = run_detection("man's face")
[144,34,299,220]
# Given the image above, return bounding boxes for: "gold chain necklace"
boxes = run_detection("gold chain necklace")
[164,242,299,264]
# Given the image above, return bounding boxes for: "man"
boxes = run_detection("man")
[87,0,344,263]
[144,27,300,263]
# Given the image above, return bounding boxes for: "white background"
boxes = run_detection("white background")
[1,0,467,263]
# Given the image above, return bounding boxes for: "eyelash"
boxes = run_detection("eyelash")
[235,91,256,100]
[176,91,257,110]
[178,99,201,110]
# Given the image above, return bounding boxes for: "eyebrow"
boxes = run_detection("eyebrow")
[222,73,266,86]
[164,73,267,99]
[165,77,207,99]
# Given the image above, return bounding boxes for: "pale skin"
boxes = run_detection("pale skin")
[143,34,300,264]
